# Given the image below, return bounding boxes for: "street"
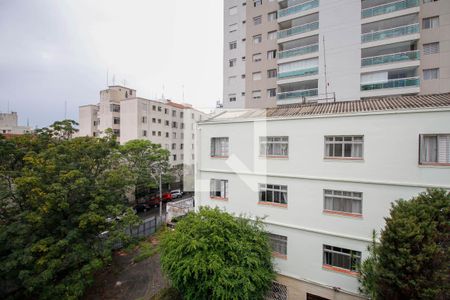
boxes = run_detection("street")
[136,193,194,219]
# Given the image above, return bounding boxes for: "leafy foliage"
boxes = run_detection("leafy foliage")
[159,207,275,300]
[359,188,450,300]
[0,121,163,299]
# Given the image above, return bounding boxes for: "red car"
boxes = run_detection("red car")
[147,192,172,206]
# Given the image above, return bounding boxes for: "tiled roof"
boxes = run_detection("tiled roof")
[166,100,191,109]
[208,93,450,122]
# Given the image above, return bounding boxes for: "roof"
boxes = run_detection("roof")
[166,100,191,109]
[206,93,450,122]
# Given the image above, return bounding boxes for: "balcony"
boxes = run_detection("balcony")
[278,21,319,39]
[278,43,319,59]
[278,67,319,79]
[277,88,318,100]
[362,0,419,19]
[279,0,319,18]
[360,76,419,91]
[361,23,419,43]
[361,50,420,67]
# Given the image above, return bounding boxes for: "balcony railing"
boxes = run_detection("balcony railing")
[360,76,419,91]
[278,21,319,39]
[362,0,419,19]
[361,23,419,43]
[278,43,319,59]
[278,67,319,79]
[361,50,420,66]
[277,88,318,100]
[279,0,319,18]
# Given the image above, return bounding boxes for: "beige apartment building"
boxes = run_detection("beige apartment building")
[78,86,206,191]
[223,0,450,108]
[0,112,32,135]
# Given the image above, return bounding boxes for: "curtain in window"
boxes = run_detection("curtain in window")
[438,135,450,163]
[279,57,318,73]
[361,71,388,84]
[423,135,438,162]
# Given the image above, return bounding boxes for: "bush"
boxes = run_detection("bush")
[159,207,275,300]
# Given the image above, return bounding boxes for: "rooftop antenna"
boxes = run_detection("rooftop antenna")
[27,118,29,127]
[323,35,329,101]
[162,85,165,100]
[123,79,127,86]
[106,69,109,87]
[64,100,67,120]
[182,85,185,101]
[112,74,116,85]
[7,100,10,113]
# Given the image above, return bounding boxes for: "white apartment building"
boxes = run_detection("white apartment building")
[223,0,450,108]
[0,112,32,135]
[195,93,450,299]
[78,86,206,191]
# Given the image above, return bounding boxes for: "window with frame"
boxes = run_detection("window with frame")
[158,131,161,136]
[267,69,277,78]
[229,41,237,50]
[211,137,229,157]
[164,108,169,114]
[142,116,147,123]
[268,233,287,256]
[152,118,156,123]
[172,143,176,150]
[253,15,262,25]
[259,184,288,205]
[323,245,361,272]
[158,119,161,124]
[267,282,288,300]
[229,23,238,33]
[229,94,237,102]
[423,0,439,3]
[424,68,439,80]
[253,72,262,80]
[229,6,237,15]
[172,110,176,117]
[267,88,276,98]
[423,42,439,55]
[423,16,439,29]
[253,0,262,7]
[268,11,277,22]
[110,104,120,112]
[260,136,288,157]
[165,132,169,138]
[420,134,450,165]
[229,58,237,67]
[210,179,228,199]
[165,120,169,126]
[253,34,262,44]
[267,50,277,60]
[172,132,176,139]
[253,53,262,62]
[173,154,177,161]
[268,30,277,40]
[325,136,363,159]
[252,90,261,100]
[142,130,147,137]
[113,117,120,125]
[152,105,156,111]
[324,189,362,216]
[158,106,162,112]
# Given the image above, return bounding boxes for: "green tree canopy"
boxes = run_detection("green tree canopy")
[160,207,275,300]
[359,188,450,300]
[0,121,140,299]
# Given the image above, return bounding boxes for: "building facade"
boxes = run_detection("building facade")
[195,93,450,299]
[0,112,32,135]
[223,0,450,108]
[78,86,207,191]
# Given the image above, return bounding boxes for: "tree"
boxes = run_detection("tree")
[159,207,275,300]
[0,121,139,299]
[359,188,450,300]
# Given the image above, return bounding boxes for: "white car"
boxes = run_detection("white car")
[170,189,183,199]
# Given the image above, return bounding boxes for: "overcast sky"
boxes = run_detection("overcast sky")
[0,0,223,128]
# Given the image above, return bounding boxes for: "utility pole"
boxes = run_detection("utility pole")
[323,35,329,100]
[159,169,163,217]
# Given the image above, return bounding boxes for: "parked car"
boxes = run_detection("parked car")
[148,192,172,206]
[170,189,184,199]
[133,203,151,213]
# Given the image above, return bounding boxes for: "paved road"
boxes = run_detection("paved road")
[136,193,194,219]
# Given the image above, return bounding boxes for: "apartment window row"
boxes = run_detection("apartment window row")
[420,134,450,165]
[424,68,439,80]
[325,136,363,159]
[110,104,120,112]
[260,136,288,157]
[423,16,439,29]
[210,179,228,199]
[211,137,229,157]
[324,190,362,216]
[259,184,288,205]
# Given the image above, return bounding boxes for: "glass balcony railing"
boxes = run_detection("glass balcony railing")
[362,0,419,19]
[278,43,319,59]
[360,76,419,91]
[361,50,420,66]
[279,0,319,18]
[278,21,319,39]
[278,67,319,79]
[277,88,318,100]
[361,23,419,43]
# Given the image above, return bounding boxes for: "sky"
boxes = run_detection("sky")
[0,0,223,128]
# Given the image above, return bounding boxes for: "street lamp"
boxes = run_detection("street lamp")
[151,161,164,217]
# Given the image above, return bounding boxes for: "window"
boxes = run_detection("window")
[268,11,277,22]
[424,68,439,80]
[253,34,262,44]
[158,119,161,124]
[181,123,184,129]
[172,143,176,150]
[325,136,363,159]
[180,112,184,118]
[142,116,147,123]
[307,293,330,300]
[210,179,228,199]
[113,129,120,136]
[420,134,450,165]
[143,130,147,137]
[173,154,177,161]
[324,190,362,216]
[252,90,261,100]
[211,137,229,157]
[259,184,288,205]
[260,136,288,157]
[267,69,277,78]
[323,245,361,272]
[268,233,287,256]
[110,104,120,112]
[423,42,439,55]
[241,74,246,79]
[253,0,262,7]
[180,144,184,150]
[158,131,161,136]
[173,132,176,139]
[253,53,262,62]
[229,94,237,102]
[253,15,262,25]
[228,76,236,85]
[267,50,277,60]
[172,121,178,128]
[113,117,120,125]
[229,6,237,15]
[423,16,439,29]
[152,131,156,136]
[268,30,277,40]
[242,56,246,61]
[152,118,156,123]
[152,105,156,111]
[165,120,169,126]
[229,23,238,33]
[164,108,169,114]
[267,282,288,300]
[172,110,176,117]
[229,58,237,67]
[157,106,162,112]
[252,72,262,80]
[165,132,169,138]
[229,41,237,50]
[423,0,439,2]
[267,88,276,98]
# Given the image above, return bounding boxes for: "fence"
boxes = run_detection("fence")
[166,197,195,222]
